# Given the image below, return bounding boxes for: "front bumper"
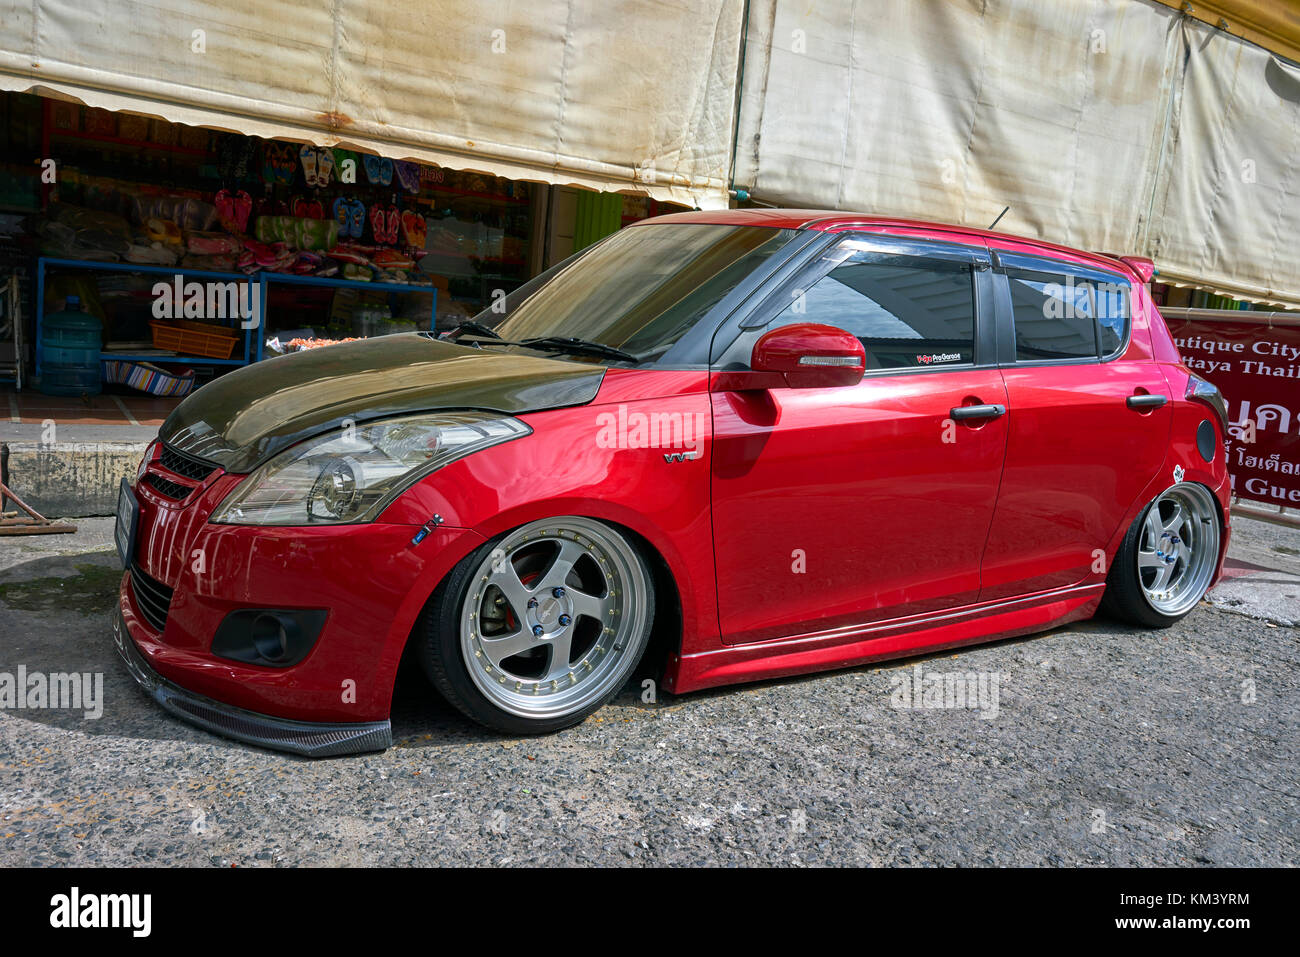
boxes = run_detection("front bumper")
[113,606,391,757]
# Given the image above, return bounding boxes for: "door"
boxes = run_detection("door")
[709,233,1010,645]
[977,251,1171,601]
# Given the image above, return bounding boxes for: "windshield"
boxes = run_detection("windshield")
[464,223,798,362]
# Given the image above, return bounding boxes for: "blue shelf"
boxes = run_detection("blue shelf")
[39,257,251,282]
[36,257,257,376]
[261,271,434,294]
[100,353,246,365]
[35,256,439,376]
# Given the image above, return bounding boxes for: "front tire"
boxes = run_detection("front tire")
[418,516,655,734]
[1102,482,1221,628]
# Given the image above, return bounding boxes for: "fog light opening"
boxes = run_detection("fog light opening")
[250,613,298,664]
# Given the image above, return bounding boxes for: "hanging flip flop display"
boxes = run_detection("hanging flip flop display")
[90,116,512,350]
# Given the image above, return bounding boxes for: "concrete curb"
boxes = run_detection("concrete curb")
[3,441,148,518]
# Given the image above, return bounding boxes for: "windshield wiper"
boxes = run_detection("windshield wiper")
[518,336,641,364]
[448,320,505,340]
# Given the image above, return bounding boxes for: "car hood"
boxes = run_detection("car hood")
[158,333,605,472]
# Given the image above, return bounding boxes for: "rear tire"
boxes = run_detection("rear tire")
[418,517,654,734]
[1102,482,1221,628]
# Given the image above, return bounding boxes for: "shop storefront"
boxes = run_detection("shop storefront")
[0,90,684,394]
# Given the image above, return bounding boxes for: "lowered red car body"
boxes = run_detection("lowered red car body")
[114,209,1231,755]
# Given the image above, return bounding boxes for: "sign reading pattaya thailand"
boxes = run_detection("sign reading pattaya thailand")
[1171,319,1300,505]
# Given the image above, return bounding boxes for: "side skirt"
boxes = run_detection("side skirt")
[664,583,1104,694]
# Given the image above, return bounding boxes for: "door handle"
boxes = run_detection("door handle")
[1126,394,1168,410]
[950,403,1007,421]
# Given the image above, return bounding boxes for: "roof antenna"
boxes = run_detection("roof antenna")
[987,206,1010,230]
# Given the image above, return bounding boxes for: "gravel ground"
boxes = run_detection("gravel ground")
[0,518,1296,866]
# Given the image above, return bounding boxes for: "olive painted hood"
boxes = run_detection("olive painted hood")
[159,334,605,472]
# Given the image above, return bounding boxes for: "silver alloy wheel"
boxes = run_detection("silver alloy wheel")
[1137,482,1220,617]
[459,517,651,720]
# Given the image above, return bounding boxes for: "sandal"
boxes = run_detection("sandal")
[368,203,387,243]
[231,190,252,233]
[315,148,335,186]
[299,145,319,188]
[215,189,237,232]
[262,142,298,187]
[400,209,427,248]
[332,197,351,234]
[394,160,420,193]
[385,205,401,245]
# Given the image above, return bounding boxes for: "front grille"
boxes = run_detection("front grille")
[129,563,174,633]
[159,443,217,481]
[143,474,193,500]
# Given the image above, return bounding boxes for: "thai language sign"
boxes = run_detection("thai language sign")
[1170,319,1300,505]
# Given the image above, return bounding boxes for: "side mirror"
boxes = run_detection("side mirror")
[751,323,866,388]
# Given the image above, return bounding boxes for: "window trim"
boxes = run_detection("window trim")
[991,250,1133,367]
[713,231,993,376]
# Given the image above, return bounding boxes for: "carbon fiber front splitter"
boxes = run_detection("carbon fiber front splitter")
[113,609,392,758]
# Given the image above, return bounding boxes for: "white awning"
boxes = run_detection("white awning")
[1144,20,1300,309]
[3,0,1298,305]
[0,0,740,209]
[734,0,1300,309]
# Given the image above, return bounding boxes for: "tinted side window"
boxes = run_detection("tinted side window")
[1095,280,1131,357]
[1008,271,1096,360]
[771,257,976,370]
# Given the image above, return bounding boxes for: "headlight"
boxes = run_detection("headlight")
[210,412,530,525]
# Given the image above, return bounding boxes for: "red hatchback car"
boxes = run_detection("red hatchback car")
[113,209,1232,755]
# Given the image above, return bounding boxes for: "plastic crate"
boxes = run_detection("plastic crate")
[148,319,239,359]
[102,359,196,397]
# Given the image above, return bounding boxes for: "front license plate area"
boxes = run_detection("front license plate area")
[114,478,139,569]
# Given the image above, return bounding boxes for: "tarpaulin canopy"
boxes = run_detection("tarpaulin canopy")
[0,0,741,209]
[734,0,1300,308]
[1144,17,1300,306]
[1,0,1298,304]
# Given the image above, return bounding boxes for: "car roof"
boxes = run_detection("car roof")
[634,208,1137,278]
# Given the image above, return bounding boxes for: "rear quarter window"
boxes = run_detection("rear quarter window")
[1002,259,1132,362]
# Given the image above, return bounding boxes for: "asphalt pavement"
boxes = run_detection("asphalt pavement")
[0,515,1295,866]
